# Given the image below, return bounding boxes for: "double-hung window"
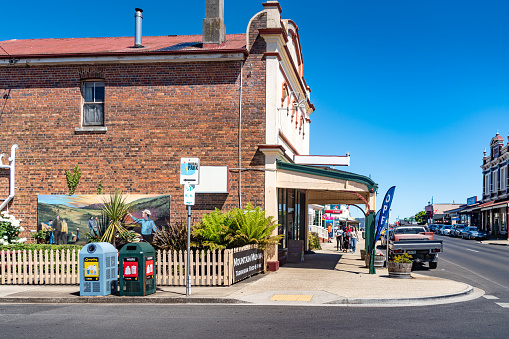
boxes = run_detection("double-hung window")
[82,81,105,126]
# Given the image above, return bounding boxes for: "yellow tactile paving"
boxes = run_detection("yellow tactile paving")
[270,294,313,301]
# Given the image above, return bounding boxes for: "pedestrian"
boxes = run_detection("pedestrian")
[350,227,359,253]
[336,227,344,251]
[128,209,159,243]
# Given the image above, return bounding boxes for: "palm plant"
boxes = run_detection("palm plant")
[153,221,187,252]
[100,190,133,245]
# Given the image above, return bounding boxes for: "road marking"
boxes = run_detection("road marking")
[495,303,509,308]
[441,258,509,291]
[483,295,499,300]
[465,249,480,253]
[271,294,313,301]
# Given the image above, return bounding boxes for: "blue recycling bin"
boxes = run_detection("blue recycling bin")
[79,242,118,296]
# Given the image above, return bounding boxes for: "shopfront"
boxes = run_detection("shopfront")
[278,188,307,250]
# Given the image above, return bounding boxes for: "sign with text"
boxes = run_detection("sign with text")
[180,158,200,185]
[375,186,396,243]
[84,257,99,281]
[184,183,196,205]
[123,257,139,281]
[233,248,264,283]
[146,256,154,280]
[467,196,477,206]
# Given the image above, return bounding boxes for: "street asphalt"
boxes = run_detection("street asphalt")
[0,237,490,307]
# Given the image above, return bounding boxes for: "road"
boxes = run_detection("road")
[0,236,508,338]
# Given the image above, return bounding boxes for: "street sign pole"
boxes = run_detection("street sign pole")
[186,204,191,296]
[180,158,199,297]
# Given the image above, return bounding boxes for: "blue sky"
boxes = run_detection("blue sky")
[2,1,509,221]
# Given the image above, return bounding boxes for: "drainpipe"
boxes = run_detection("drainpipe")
[0,144,19,211]
[238,61,243,208]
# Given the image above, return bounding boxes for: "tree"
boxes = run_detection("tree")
[414,211,425,225]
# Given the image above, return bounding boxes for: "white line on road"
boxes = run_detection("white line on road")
[466,249,480,253]
[483,295,499,300]
[495,303,509,308]
[441,258,509,291]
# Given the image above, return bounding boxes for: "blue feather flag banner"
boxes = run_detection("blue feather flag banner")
[375,186,396,243]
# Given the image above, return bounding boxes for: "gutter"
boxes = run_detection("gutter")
[0,144,19,211]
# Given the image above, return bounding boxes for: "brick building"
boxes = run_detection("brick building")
[0,1,377,268]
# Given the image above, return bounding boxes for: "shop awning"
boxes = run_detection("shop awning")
[276,161,377,209]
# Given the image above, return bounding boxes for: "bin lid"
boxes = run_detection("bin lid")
[79,242,117,255]
[119,242,155,254]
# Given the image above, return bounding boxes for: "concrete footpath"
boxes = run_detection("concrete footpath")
[0,239,483,307]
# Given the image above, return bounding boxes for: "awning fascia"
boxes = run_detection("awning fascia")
[276,161,378,193]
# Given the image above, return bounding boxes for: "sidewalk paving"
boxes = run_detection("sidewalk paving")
[0,239,483,307]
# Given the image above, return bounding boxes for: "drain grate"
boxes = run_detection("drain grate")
[270,294,313,301]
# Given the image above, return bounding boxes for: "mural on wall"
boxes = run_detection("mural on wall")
[37,195,170,245]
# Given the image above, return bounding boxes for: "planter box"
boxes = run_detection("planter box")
[360,249,366,260]
[364,254,385,268]
[387,262,412,279]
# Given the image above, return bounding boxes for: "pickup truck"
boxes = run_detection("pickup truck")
[388,226,443,269]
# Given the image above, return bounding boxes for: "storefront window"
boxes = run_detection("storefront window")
[277,188,306,249]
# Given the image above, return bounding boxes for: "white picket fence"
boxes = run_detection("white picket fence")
[1,245,260,286]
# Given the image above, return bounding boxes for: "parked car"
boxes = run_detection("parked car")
[434,225,446,234]
[450,224,466,237]
[440,225,453,235]
[462,227,488,240]
[429,224,439,233]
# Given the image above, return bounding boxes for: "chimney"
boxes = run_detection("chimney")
[203,0,226,45]
[134,8,144,48]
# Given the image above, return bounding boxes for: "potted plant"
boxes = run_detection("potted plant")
[364,249,385,268]
[388,253,413,279]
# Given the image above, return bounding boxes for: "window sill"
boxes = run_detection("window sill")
[75,126,107,134]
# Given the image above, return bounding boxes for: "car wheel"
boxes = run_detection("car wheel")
[429,262,438,269]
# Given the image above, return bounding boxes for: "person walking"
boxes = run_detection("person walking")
[350,227,359,253]
[128,209,159,243]
[336,227,344,251]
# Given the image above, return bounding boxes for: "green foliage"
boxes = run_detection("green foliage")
[100,190,133,245]
[192,209,230,251]
[0,243,81,252]
[193,204,282,250]
[97,179,103,194]
[392,253,413,263]
[308,232,321,250]
[31,230,48,244]
[0,211,25,245]
[225,204,282,249]
[414,211,425,225]
[153,222,187,252]
[65,163,82,195]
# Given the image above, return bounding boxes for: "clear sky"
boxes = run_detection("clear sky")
[2,0,509,221]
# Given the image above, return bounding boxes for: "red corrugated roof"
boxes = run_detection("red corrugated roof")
[0,34,246,57]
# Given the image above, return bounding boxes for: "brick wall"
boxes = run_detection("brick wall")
[0,14,269,236]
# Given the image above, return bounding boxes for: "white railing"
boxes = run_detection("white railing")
[309,225,328,240]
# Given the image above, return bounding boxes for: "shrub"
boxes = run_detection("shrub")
[153,222,187,252]
[308,232,321,250]
[193,204,282,250]
[100,190,133,245]
[192,209,230,251]
[0,211,26,245]
[392,253,413,263]
[0,243,81,252]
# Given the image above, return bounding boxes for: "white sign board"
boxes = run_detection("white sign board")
[184,183,195,206]
[180,158,200,185]
[195,166,229,193]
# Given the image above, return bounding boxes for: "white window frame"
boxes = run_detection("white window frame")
[485,173,490,195]
[81,80,105,126]
[501,166,507,190]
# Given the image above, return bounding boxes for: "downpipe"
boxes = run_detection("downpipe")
[0,144,19,211]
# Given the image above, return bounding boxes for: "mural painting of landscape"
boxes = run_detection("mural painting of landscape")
[37,195,170,245]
